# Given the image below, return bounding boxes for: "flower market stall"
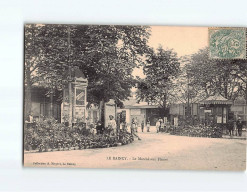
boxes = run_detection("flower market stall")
[199,93,232,127]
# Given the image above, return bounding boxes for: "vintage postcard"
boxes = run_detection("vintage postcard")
[24,24,246,171]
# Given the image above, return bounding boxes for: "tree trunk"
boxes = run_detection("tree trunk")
[50,90,53,118]
[162,94,167,117]
[99,100,105,127]
[68,81,73,126]
[25,67,32,119]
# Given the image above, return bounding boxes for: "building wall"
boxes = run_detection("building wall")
[129,108,146,127]
[170,103,200,118]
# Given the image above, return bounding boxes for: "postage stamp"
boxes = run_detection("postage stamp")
[209,27,246,59]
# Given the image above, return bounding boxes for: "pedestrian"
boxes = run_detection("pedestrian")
[227,119,234,137]
[147,119,150,132]
[96,121,102,134]
[108,115,117,136]
[131,118,141,140]
[233,120,237,136]
[156,119,160,133]
[236,117,243,137]
[159,118,163,132]
[134,117,138,132]
[131,118,136,134]
[141,120,144,132]
[89,123,96,136]
[160,120,165,132]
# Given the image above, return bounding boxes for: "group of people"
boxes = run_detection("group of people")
[155,118,165,133]
[227,117,243,137]
[130,118,151,133]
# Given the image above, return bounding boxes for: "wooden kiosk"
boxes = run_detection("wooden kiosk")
[199,94,232,126]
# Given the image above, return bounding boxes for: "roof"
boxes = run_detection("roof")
[72,67,86,79]
[199,93,232,105]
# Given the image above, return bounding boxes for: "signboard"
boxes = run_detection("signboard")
[204,110,212,113]
[76,88,85,106]
[217,116,222,123]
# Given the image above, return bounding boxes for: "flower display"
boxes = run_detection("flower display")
[169,124,223,138]
[24,117,134,152]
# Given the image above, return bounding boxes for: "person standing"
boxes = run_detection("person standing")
[134,117,138,132]
[141,120,144,132]
[156,119,160,133]
[160,120,165,132]
[108,115,117,136]
[227,119,234,137]
[236,117,243,137]
[146,119,150,132]
[131,118,141,140]
[233,120,237,136]
[96,121,102,134]
[131,118,136,134]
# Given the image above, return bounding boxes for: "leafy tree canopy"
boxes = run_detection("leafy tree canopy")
[136,46,180,108]
[25,24,151,106]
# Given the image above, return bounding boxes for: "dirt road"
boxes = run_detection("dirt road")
[24,132,246,171]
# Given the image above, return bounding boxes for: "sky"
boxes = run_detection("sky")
[133,26,208,78]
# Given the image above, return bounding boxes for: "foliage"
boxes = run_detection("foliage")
[170,124,223,138]
[24,24,151,109]
[170,56,207,104]
[136,46,180,110]
[24,117,134,152]
[186,47,247,101]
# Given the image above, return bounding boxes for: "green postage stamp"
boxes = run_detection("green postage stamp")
[209,27,246,59]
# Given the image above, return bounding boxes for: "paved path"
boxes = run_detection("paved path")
[24,132,246,171]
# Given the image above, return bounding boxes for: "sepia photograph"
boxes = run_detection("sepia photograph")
[23,24,246,171]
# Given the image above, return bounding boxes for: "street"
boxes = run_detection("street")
[24,129,246,171]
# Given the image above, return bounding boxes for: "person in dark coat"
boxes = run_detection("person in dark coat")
[236,117,243,137]
[227,119,234,137]
[96,121,103,134]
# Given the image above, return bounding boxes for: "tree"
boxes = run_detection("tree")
[24,24,151,123]
[186,47,244,101]
[24,24,71,118]
[73,25,151,105]
[229,60,247,101]
[136,46,180,116]
[170,56,207,105]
